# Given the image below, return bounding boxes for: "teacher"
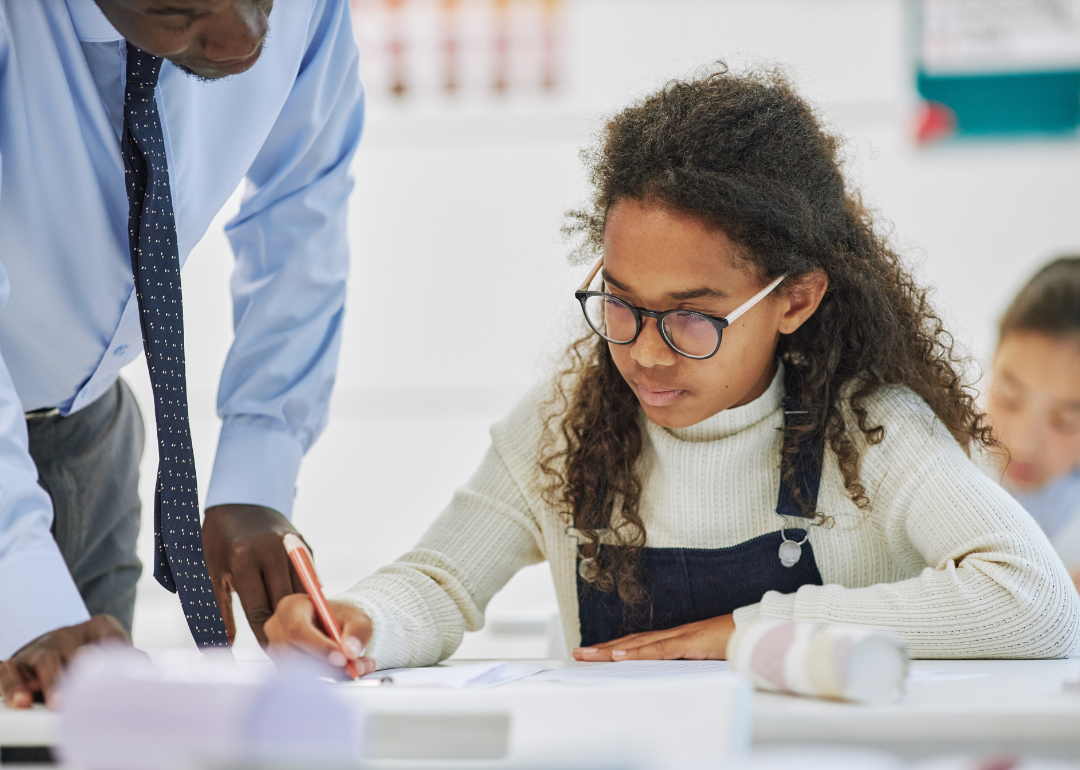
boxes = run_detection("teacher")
[0,0,363,706]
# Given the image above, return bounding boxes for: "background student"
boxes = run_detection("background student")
[265,67,1080,672]
[986,257,1080,592]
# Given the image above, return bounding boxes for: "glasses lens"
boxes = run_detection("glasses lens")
[662,311,721,357]
[583,294,637,343]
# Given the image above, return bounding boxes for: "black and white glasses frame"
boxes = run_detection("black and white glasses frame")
[574,256,787,360]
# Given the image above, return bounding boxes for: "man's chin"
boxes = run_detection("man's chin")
[171,48,264,81]
[173,62,222,83]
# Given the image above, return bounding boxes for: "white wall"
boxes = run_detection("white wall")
[129,0,1080,652]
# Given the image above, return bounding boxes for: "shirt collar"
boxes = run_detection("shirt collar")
[65,0,124,43]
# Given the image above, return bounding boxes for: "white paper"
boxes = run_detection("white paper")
[534,660,731,684]
[907,669,990,684]
[350,661,552,689]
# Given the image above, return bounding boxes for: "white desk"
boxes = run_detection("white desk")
[3,659,1079,764]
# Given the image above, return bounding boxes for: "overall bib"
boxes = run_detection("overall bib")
[576,403,824,647]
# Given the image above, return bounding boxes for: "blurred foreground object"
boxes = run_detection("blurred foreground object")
[56,646,363,770]
[52,646,751,769]
[914,0,1080,140]
[728,620,909,703]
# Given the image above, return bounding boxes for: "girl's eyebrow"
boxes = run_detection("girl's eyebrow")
[601,269,729,300]
[669,286,729,301]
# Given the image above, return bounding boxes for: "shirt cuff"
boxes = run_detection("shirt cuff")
[0,548,90,659]
[205,422,304,518]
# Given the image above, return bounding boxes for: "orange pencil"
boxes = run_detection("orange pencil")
[283,533,361,680]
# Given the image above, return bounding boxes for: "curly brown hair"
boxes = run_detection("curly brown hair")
[539,65,996,604]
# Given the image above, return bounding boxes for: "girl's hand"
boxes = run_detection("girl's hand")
[572,614,736,662]
[264,595,377,676]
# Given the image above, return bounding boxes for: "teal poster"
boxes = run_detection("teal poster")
[915,0,1080,140]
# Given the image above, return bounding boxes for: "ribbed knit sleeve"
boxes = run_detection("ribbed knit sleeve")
[754,386,1080,659]
[336,443,546,669]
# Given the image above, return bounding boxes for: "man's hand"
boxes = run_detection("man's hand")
[572,614,736,662]
[1071,567,1080,595]
[265,595,376,676]
[0,615,129,709]
[202,504,308,646]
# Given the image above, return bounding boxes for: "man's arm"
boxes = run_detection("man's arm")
[0,256,127,708]
[0,320,94,656]
[0,10,129,709]
[202,0,364,646]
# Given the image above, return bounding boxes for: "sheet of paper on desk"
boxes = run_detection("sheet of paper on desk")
[348,661,552,689]
[534,660,731,684]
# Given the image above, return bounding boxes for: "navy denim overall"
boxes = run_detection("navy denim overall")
[576,403,824,647]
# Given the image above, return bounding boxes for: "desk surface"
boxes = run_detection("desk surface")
[3,658,1079,759]
[751,658,1080,752]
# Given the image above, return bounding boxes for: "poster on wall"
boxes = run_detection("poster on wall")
[914,0,1080,142]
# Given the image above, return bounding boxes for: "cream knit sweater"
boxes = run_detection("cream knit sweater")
[339,365,1080,667]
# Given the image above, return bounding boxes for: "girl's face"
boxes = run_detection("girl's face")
[601,199,826,429]
[988,331,1080,490]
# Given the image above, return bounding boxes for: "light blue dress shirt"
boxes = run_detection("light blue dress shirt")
[0,0,364,657]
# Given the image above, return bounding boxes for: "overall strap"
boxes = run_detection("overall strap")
[776,397,825,520]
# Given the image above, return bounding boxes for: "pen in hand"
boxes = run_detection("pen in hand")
[283,534,362,680]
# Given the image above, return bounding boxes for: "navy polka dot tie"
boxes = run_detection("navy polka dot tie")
[121,44,229,649]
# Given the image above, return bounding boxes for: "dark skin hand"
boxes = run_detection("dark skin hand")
[93,0,273,80]
[202,504,309,646]
[0,615,130,709]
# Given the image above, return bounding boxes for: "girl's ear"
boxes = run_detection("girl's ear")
[778,269,828,335]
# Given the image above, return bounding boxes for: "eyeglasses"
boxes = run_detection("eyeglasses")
[575,257,786,360]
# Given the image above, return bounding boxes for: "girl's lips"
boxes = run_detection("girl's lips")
[634,382,686,407]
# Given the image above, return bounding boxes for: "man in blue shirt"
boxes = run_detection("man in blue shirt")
[0,0,363,706]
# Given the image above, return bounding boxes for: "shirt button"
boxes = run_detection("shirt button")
[113,344,129,356]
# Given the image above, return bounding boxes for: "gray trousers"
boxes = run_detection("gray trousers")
[26,379,145,634]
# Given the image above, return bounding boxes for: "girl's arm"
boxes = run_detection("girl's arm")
[745,387,1080,659]
[328,444,546,670]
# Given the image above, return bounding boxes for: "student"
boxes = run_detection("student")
[266,67,1080,671]
[986,258,1080,592]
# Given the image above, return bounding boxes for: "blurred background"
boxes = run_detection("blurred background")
[129,0,1080,656]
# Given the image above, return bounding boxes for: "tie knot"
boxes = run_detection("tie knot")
[125,42,163,99]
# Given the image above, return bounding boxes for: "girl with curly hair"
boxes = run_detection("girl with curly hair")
[266,66,1079,671]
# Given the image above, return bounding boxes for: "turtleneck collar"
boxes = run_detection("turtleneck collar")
[658,361,786,443]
